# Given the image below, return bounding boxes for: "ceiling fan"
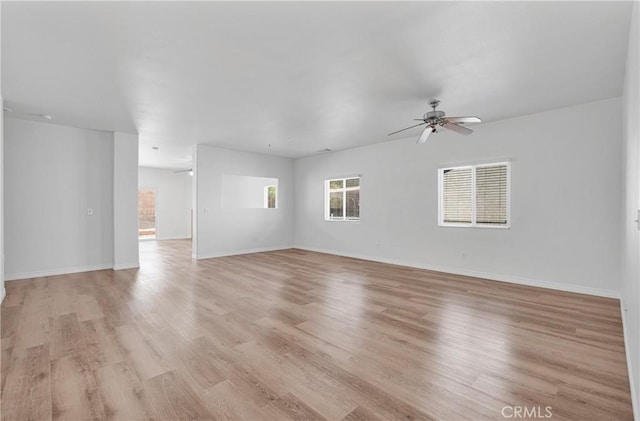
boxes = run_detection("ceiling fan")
[388,100,481,144]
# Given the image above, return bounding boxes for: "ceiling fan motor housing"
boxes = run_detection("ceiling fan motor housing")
[424,110,445,123]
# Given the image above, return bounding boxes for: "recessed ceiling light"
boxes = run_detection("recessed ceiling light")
[152,146,159,150]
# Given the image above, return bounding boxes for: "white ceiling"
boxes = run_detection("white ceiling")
[2,1,633,167]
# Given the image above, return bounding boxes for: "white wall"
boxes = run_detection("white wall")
[4,118,114,279]
[194,145,293,258]
[0,0,4,302]
[0,102,3,301]
[114,132,140,269]
[294,97,622,297]
[621,1,640,417]
[138,166,192,240]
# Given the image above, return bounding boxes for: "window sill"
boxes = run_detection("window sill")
[438,223,510,229]
[324,219,361,223]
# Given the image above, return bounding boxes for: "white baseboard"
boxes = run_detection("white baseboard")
[621,299,639,421]
[293,245,620,299]
[156,236,192,241]
[196,245,293,260]
[113,262,140,270]
[5,264,114,281]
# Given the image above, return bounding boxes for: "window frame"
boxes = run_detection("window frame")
[438,161,511,229]
[263,185,277,209]
[324,176,361,222]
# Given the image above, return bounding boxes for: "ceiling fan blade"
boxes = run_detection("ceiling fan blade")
[388,122,426,136]
[443,122,473,136]
[417,126,435,144]
[445,116,481,124]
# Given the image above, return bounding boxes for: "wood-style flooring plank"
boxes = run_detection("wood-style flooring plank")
[143,370,212,420]
[115,324,170,381]
[341,406,383,421]
[94,361,156,421]
[235,339,357,420]
[74,293,105,322]
[49,313,84,360]
[80,317,126,370]
[10,279,51,353]
[1,344,52,421]
[1,336,15,393]
[267,392,328,421]
[1,306,21,339]
[51,355,105,421]
[200,379,267,421]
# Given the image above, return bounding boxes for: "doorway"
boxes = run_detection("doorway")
[138,189,156,239]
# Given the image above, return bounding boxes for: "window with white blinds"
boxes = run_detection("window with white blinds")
[441,167,473,223]
[439,162,510,227]
[475,164,508,225]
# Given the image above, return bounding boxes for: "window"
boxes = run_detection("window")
[439,162,510,227]
[221,175,278,209]
[264,185,277,208]
[325,177,360,221]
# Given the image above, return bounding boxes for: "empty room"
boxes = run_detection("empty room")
[1,1,639,420]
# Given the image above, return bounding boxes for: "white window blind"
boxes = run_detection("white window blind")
[442,167,473,224]
[439,162,510,227]
[475,165,508,225]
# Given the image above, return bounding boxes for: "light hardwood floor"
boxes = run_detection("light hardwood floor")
[0,240,633,420]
